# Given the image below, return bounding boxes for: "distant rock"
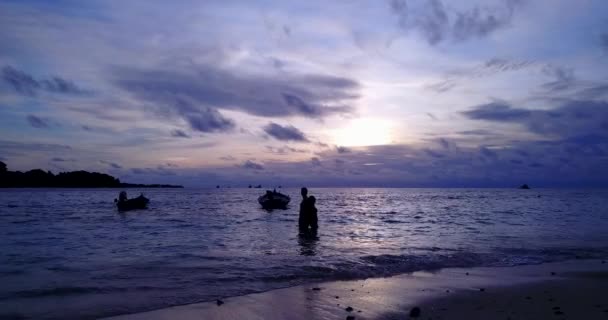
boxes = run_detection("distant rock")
[0,163,182,188]
[519,184,531,189]
[216,299,224,306]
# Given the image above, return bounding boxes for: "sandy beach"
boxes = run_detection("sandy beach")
[104,259,608,320]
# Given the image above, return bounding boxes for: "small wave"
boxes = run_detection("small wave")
[382,219,404,224]
[10,219,38,224]
[11,286,128,298]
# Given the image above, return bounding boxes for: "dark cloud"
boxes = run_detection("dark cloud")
[183,106,235,133]
[243,160,264,170]
[542,65,575,92]
[26,114,50,128]
[462,101,531,121]
[428,58,534,93]
[311,157,322,166]
[417,0,449,45]
[2,66,84,96]
[263,123,309,142]
[51,157,66,162]
[424,148,445,158]
[113,65,359,122]
[462,100,608,141]
[220,155,236,161]
[336,146,351,154]
[0,140,71,153]
[575,84,608,100]
[479,146,498,159]
[390,0,523,45]
[170,129,190,138]
[457,129,495,136]
[100,160,122,169]
[483,58,533,72]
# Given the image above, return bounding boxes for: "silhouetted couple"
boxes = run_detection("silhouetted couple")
[299,187,318,233]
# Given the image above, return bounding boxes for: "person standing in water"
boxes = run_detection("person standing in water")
[299,187,318,232]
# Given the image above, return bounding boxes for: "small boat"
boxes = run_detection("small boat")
[258,190,290,210]
[115,193,149,211]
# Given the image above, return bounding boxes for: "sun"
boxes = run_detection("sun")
[332,119,393,147]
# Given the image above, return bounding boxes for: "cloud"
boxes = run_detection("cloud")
[243,160,264,170]
[542,65,575,92]
[336,146,351,154]
[390,0,523,45]
[100,160,122,169]
[265,145,308,155]
[170,129,190,138]
[427,58,534,93]
[462,100,608,141]
[311,157,322,166]
[51,157,67,162]
[26,114,50,128]
[462,101,531,121]
[2,65,84,96]
[263,123,309,142]
[184,106,235,133]
[112,65,359,120]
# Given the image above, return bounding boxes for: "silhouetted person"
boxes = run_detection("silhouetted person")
[118,191,128,202]
[299,187,318,232]
[308,196,318,230]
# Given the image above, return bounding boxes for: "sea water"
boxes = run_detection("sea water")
[1,188,607,319]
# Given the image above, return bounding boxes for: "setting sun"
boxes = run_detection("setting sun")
[332,119,393,147]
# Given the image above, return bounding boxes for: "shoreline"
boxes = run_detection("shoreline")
[104,259,608,320]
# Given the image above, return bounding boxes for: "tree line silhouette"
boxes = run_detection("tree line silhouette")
[0,161,182,188]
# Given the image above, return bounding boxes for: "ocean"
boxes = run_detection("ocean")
[1,188,607,319]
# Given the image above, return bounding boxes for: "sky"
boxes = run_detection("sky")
[1,0,607,187]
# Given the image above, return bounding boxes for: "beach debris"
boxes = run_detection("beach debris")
[216,299,224,306]
[312,287,322,291]
[554,310,564,315]
[525,296,532,300]
[335,296,340,299]
[409,306,421,318]
[602,260,606,264]
[345,306,354,312]
[446,289,450,293]
[479,288,486,292]
[552,306,560,310]
[346,316,355,320]
[465,272,469,276]
[550,272,556,276]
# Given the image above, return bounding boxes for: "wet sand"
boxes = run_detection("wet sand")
[105,259,608,320]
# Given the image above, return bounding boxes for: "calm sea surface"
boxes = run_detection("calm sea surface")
[1,188,607,319]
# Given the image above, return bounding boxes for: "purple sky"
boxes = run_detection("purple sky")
[1,0,607,187]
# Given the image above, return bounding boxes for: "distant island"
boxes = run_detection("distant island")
[0,161,183,188]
